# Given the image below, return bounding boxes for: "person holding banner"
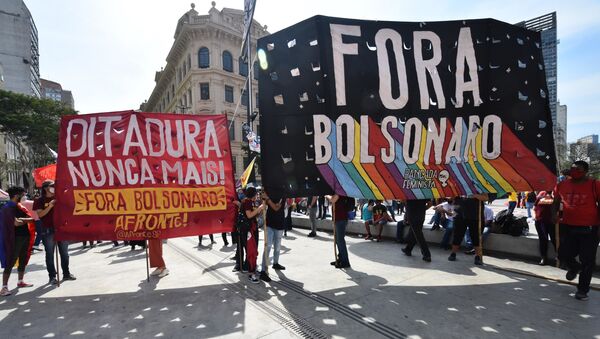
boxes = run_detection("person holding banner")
[401,199,432,262]
[447,194,489,266]
[307,196,319,237]
[553,161,600,301]
[148,239,169,278]
[241,187,267,284]
[34,180,75,284]
[259,191,286,282]
[1,187,34,296]
[328,195,353,269]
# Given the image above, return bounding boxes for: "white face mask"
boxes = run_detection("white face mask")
[20,195,27,203]
[48,187,55,194]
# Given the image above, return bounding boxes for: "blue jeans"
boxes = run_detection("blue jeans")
[41,228,71,279]
[526,202,534,218]
[335,220,349,266]
[262,227,283,271]
[464,225,491,248]
[440,219,454,248]
[396,220,407,242]
[34,220,43,246]
[429,210,441,226]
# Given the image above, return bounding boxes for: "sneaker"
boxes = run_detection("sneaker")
[330,261,339,266]
[17,282,33,288]
[230,256,237,261]
[49,277,58,285]
[150,268,162,276]
[430,225,440,231]
[364,235,372,240]
[307,232,316,237]
[566,269,578,281]
[448,253,457,261]
[422,256,431,262]
[464,248,476,255]
[158,268,170,278]
[575,291,589,301]
[224,242,230,247]
[401,247,412,257]
[272,263,286,270]
[335,262,351,269]
[249,274,260,284]
[63,274,77,281]
[232,266,240,272]
[376,237,382,243]
[538,258,547,266]
[259,271,271,282]
[474,256,483,266]
[0,287,11,296]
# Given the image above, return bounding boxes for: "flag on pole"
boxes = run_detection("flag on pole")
[240,157,256,189]
[240,0,257,58]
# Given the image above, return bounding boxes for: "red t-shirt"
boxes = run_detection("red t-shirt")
[33,196,55,229]
[242,198,258,231]
[554,179,600,226]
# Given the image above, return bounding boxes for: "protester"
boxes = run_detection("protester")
[317,196,327,220]
[198,233,228,247]
[553,160,600,301]
[259,191,286,282]
[328,194,353,269]
[368,201,392,242]
[533,191,556,266]
[434,199,455,250]
[525,191,537,218]
[307,196,319,237]
[464,205,494,254]
[395,214,408,244]
[241,187,266,283]
[283,198,294,237]
[362,200,374,239]
[148,239,169,277]
[401,199,432,262]
[0,187,34,296]
[447,194,488,265]
[34,180,75,284]
[507,192,518,214]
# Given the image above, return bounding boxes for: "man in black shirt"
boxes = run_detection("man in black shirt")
[448,194,489,265]
[401,199,432,262]
[259,191,286,282]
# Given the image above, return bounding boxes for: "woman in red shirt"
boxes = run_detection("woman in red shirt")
[533,191,556,266]
[241,187,266,284]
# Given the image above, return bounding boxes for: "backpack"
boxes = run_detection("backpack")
[236,203,251,233]
[508,217,529,237]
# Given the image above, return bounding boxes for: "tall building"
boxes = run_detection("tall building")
[144,3,269,176]
[555,101,567,161]
[0,0,40,97]
[41,78,75,109]
[0,0,40,188]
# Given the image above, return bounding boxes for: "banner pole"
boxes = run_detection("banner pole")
[478,201,483,260]
[145,240,150,282]
[332,199,338,264]
[262,204,268,275]
[55,242,60,287]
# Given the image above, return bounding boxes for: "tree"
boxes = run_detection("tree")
[0,89,77,188]
[568,142,600,179]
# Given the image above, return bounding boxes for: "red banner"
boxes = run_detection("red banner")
[54,111,236,241]
[33,163,57,187]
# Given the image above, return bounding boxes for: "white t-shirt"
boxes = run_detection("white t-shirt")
[484,206,494,222]
[438,202,455,221]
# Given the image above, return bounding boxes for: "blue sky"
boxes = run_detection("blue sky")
[27,0,599,142]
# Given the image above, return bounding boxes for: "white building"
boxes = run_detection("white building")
[144,3,269,177]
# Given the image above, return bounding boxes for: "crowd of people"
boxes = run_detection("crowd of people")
[0,161,598,301]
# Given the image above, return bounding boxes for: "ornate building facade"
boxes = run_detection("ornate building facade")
[144,3,269,177]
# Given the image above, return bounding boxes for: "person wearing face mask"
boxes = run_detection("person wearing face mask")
[0,187,35,296]
[553,161,600,301]
[34,180,76,285]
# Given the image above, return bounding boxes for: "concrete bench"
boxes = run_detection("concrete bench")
[292,214,600,264]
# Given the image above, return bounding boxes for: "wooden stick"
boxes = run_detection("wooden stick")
[55,242,60,287]
[145,240,150,282]
[262,204,268,275]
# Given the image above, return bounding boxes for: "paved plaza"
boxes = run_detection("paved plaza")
[0,220,598,339]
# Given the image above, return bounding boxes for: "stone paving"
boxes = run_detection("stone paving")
[0,224,598,339]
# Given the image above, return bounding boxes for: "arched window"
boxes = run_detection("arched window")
[239,56,248,76]
[198,47,209,68]
[222,51,233,72]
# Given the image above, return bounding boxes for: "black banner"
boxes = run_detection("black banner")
[258,16,556,200]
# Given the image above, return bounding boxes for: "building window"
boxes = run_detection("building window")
[228,120,235,140]
[253,61,259,80]
[255,93,259,108]
[225,85,234,103]
[198,47,210,68]
[188,88,192,105]
[222,51,233,72]
[200,83,209,100]
[239,56,248,76]
[241,88,248,107]
[187,54,191,73]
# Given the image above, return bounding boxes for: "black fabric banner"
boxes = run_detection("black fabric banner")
[258,16,556,200]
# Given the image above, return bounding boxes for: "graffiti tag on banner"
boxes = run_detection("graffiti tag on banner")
[54,111,236,241]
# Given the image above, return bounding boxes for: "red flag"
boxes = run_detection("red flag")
[32,164,57,187]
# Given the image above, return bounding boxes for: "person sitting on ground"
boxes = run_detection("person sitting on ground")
[367,200,392,242]
[362,200,374,239]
